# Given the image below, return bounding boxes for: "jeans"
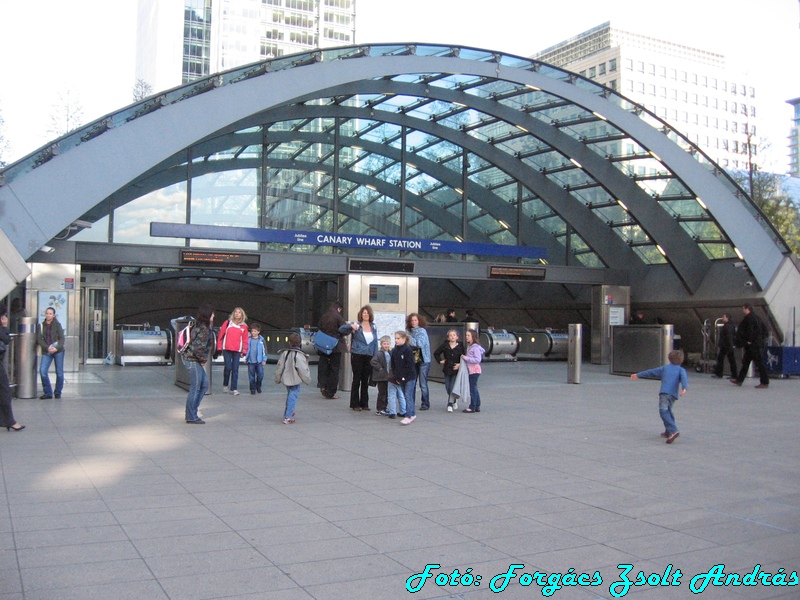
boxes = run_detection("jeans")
[387,381,407,415]
[222,350,241,390]
[40,351,65,397]
[284,385,299,419]
[444,373,456,405]
[248,363,264,392]
[416,362,430,407]
[401,379,417,417]
[184,359,208,422]
[468,373,481,410]
[659,393,678,435]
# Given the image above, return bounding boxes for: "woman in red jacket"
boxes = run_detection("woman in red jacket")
[217,307,249,395]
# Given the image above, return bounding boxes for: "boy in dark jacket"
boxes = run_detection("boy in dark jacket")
[370,335,392,415]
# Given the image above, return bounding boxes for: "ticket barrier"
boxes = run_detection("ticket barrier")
[112,326,172,366]
[510,328,569,361]
[481,330,519,362]
[265,329,317,364]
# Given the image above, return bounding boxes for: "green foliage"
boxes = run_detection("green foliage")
[731,169,800,255]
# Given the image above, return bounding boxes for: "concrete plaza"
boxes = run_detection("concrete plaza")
[0,359,797,599]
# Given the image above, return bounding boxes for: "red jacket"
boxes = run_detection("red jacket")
[217,320,249,354]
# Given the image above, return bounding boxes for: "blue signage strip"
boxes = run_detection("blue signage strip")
[150,222,547,260]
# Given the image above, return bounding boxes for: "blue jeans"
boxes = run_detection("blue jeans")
[415,362,430,407]
[444,373,456,405]
[222,350,241,390]
[184,359,208,422]
[284,385,299,419]
[468,373,481,411]
[248,363,264,392]
[40,351,65,397]
[401,379,417,417]
[387,381,407,415]
[659,393,678,435]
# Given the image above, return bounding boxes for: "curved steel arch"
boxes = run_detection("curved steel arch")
[0,43,787,291]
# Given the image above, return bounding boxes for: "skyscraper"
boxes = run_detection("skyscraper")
[532,22,759,171]
[136,0,356,93]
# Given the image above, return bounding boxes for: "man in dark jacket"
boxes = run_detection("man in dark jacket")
[713,313,737,378]
[36,307,66,399]
[732,304,769,388]
[316,301,355,399]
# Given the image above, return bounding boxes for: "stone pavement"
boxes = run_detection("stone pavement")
[0,360,798,599]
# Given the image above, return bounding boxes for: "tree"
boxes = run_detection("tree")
[47,90,84,138]
[0,106,10,167]
[132,79,154,102]
[730,168,800,255]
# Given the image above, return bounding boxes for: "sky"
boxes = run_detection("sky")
[0,0,798,169]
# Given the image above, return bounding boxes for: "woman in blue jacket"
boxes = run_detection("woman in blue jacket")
[349,305,378,411]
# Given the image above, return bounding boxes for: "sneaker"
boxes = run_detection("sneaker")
[232,390,240,396]
[453,401,458,410]
[377,410,392,416]
[388,414,396,419]
[257,388,262,393]
[283,418,295,424]
[400,417,412,425]
[223,386,229,392]
[755,384,769,389]
[660,431,668,438]
[397,413,406,418]
[666,432,680,444]
[250,391,256,395]
[447,405,453,412]
[186,419,206,424]
[420,405,429,411]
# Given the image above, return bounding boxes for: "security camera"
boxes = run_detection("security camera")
[733,261,747,269]
[744,280,754,287]
[39,245,55,254]
[72,219,93,229]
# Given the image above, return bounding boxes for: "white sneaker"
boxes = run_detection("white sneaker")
[453,401,458,410]
[400,417,411,425]
[447,405,453,412]
[232,390,240,396]
[223,386,229,392]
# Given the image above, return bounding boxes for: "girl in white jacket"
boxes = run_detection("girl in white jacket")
[274,333,311,424]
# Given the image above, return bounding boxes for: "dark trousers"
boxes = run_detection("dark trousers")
[714,347,737,377]
[317,351,341,397]
[0,363,17,428]
[375,381,388,412]
[350,353,372,409]
[737,344,769,385]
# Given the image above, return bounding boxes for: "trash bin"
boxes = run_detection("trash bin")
[15,316,38,398]
[171,317,213,393]
[568,323,582,384]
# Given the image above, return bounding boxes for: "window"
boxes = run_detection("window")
[691,93,698,104]
[711,78,717,89]
[749,87,755,97]
[609,79,617,90]
[599,63,606,76]
[701,76,707,87]
[732,122,737,133]
[659,86,667,98]
[740,103,747,115]
[680,71,687,82]
[731,104,737,114]
[624,58,633,70]
[750,106,756,117]
[609,58,617,71]
[669,68,677,80]
[658,66,666,77]
[731,83,737,94]
[702,95,708,107]
[579,70,586,77]
[625,80,633,91]
[647,63,655,75]
[648,84,656,96]
[691,73,698,84]
[636,61,644,72]
[588,66,596,78]
[670,89,677,100]
[637,81,645,93]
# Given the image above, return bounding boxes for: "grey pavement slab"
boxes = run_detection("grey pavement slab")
[0,361,797,599]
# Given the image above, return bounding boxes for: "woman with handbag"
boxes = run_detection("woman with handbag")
[316,301,355,399]
[407,313,431,410]
[349,305,377,411]
[0,312,25,431]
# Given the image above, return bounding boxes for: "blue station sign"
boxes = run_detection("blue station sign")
[150,222,547,260]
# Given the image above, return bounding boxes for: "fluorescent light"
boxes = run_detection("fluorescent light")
[734,247,744,260]
[617,200,629,212]
[656,244,666,256]
[696,197,707,210]
[570,158,582,169]
[498,220,510,229]
[592,111,607,121]
[516,125,529,133]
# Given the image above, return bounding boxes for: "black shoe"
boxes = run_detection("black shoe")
[419,405,429,411]
[397,413,406,418]
[6,425,25,432]
[186,419,206,424]
[54,394,61,398]
[39,395,52,400]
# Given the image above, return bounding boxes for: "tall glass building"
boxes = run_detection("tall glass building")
[136,0,356,92]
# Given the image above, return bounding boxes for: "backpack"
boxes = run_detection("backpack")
[176,322,193,354]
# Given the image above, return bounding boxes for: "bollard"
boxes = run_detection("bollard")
[568,323,582,384]
[15,316,38,398]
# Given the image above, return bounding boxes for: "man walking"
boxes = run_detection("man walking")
[731,304,769,389]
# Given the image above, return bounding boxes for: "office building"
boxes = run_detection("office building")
[788,97,800,176]
[533,22,760,171]
[136,0,356,93]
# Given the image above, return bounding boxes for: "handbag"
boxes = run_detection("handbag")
[0,339,6,354]
[411,345,423,365]
[313,331,339,356]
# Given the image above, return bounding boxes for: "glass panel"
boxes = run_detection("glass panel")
[85,288,109,361]
[190,169,259,250]
[113,182,187,245]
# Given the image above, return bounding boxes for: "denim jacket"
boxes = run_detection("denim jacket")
[408,326,431,363]
[351,323,378,356]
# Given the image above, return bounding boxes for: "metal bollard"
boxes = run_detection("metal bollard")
[568,323,582,384]
[15,316,38,398]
